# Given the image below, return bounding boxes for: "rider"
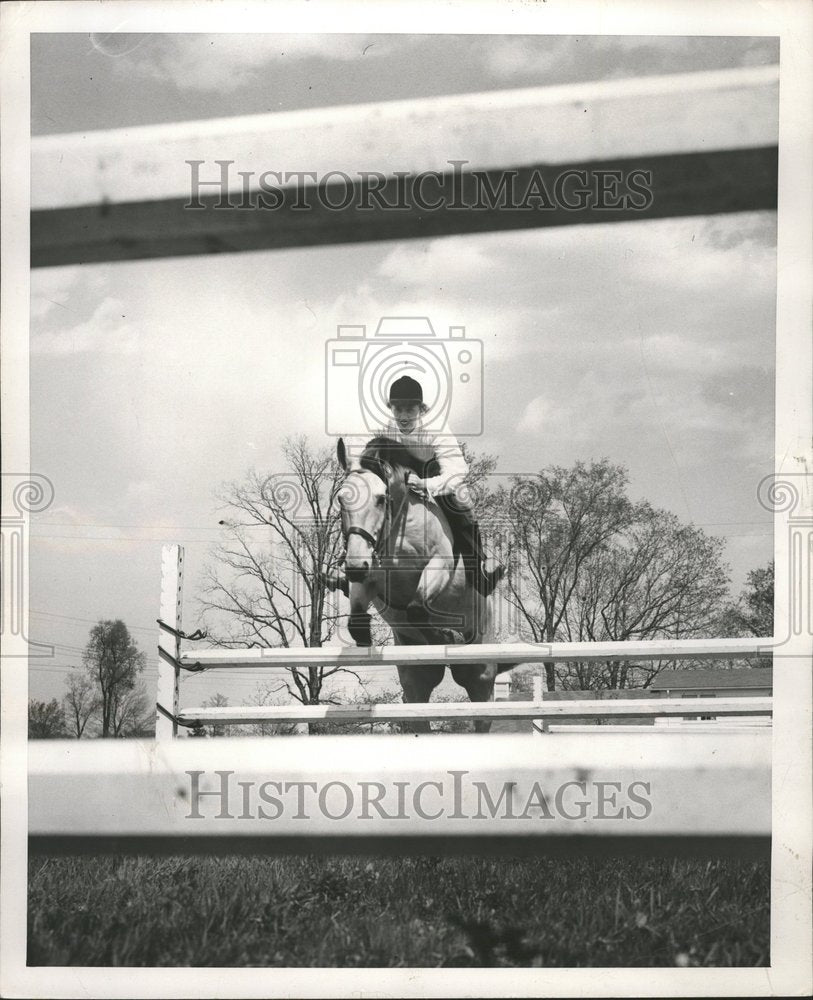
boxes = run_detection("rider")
[334,373,504,597]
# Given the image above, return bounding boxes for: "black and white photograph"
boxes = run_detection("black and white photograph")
[1,1,811,996]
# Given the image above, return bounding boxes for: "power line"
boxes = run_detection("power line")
[31,535,215,544]
[30,660,159,671]
[30,610,157,634]
[34,522,225,529]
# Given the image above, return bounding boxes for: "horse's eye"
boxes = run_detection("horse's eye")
[375,495,385,506]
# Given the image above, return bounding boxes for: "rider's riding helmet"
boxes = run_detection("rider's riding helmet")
[388,375,423,405]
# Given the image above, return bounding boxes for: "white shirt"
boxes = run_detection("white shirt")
[384,419,469,497]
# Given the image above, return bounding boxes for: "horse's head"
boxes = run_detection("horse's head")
[336,438,394,582]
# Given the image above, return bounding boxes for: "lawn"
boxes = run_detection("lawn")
[28,854,769,967]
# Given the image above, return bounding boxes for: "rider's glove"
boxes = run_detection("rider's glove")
[405,472,430,499]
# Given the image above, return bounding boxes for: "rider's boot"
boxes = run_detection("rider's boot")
[479,554,505,597]
[471,543,504,597]
[435,496,504,597]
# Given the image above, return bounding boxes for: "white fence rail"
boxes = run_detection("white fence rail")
[179,636,773,671]
[31,65,778,267]
[178,696,772,728]
[29,730,771,859]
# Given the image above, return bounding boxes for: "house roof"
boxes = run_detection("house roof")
[651,667,773,691]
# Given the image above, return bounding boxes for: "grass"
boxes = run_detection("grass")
[28,855,769,967]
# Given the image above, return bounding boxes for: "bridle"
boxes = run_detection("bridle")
[339,468,405,567]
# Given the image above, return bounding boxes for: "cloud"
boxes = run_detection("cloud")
[30,266,105,323]
[362,212,777,371]
[84,32,780,100]
[32,296,142,356]
[116,34,404,93]
[517,395,551,434]
[698,212,776,252]
[376,237,501,290]
[478,36,779,85]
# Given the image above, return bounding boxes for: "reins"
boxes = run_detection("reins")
[340,469,411,567]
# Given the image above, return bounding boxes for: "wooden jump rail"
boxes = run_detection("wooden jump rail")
[177,636,774,671]
[178,698,773,728]
[31,65,777,268]
[29,730,771,859]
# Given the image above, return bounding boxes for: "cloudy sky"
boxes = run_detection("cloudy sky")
[29,33,778,706]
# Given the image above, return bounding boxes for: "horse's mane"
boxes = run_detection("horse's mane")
[360,437,439,483]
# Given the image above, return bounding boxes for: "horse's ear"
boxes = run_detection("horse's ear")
[336,438,348,471]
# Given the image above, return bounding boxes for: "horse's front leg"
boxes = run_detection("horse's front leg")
[393,560,452,734]
[347,580,375,646]
[450,663,498,734]
[396,662,445,735]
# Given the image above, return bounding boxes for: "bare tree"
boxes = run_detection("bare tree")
[199,692,233,738]
[28,698,67,739]
[242,681,314,737]
[63,670,99,738]
[459,442,499,516]
[722,560,774,640]
[111,681,153,737]
[500,461,731,690]
[558,506,730,689]
[82,620,146,737]
[200,436,351,707]
[308,685,405,736]
[500,460,635,689]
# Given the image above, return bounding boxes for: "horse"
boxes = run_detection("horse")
[334,435,512,733]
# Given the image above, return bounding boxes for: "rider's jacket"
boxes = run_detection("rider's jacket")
[345,418,469,500]
[383,418,468,499]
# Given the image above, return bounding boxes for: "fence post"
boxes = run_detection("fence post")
[494,671,511,701]
[532,674,548,735]
[156,544,184,740]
